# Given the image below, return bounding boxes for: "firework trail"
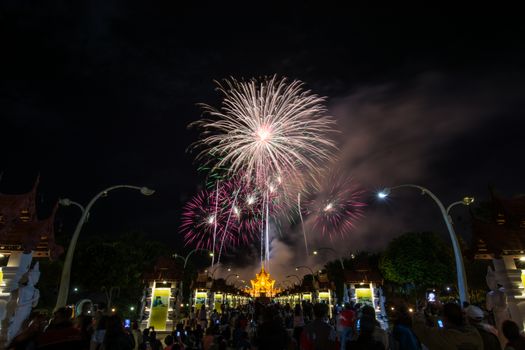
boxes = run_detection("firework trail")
[303,172,367,239]
[189,76,337,267]
[297,192,309,255]
[180,188,238,251]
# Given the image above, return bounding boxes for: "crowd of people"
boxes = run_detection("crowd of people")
[6,300,525,349]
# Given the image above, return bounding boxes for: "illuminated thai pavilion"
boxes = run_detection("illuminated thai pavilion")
[246,265,279,298]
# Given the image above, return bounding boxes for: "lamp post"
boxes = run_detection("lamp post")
[225,274,239,283]
[378,184,474,305]
[286,274,302,285]
[55,185,155,309]
[296,265,315,276]
[101,286,120,310]
[173,249,214,315]
[173,249,214,270]
[313,247,345,269]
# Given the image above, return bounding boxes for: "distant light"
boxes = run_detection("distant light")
[209,253,214,257]
[180,303,184,307]
[378,188,391,199]
[295,267,298,271]
[130,306,135,311]
[207,215,215,224]
[463,197,475,205]
[163,280,167,285]
[520,257,525,262]
[73,287,79,292]
[391,307,395,311]
[446,287,451,291]
[111,308,116,313]
[409,308,413,313]
[0,253,4,258]
[323,202,333,212]
[247,195,255,205]
[313,251,318,255]
[228,268,231,272]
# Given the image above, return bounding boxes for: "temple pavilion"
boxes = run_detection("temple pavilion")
[246,265,279,298]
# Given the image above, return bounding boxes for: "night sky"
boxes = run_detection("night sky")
[1,3,524,278]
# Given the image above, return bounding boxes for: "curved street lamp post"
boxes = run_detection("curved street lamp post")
[313,247,345,269]
[173,249,214,313]
[378,184,474,305]
[55,185,155,309]
[286,274,302,286]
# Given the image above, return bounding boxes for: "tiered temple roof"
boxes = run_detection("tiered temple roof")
[0,178,62,259]
[472,193,525,258]
[143,256,183,282]
[246,265,279,297]
[344,256,383,283]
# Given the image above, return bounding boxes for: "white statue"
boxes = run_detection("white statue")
[486,266,509,345]
[7,262,40,344]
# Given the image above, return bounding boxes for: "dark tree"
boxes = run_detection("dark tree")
[379,232,454,295]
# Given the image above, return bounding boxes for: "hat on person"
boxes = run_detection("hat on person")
[465,305,484,321]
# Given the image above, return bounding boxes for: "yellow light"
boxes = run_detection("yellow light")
[409,308,413,313]
[520,257,525,262]
[163,280,167,284]
[111,308,116,313]
[463,197,475,205]
[313,251,318,255]
[0,254,4,258]
[180,304,184,307]
[391,307,395,311]
[209,253,214,257]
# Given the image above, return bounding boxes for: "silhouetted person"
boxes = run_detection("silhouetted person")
[502,319,525,350]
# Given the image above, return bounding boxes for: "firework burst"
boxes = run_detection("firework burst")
[190,76,337,189]
[303,173,367,239]
[180,188,238,250]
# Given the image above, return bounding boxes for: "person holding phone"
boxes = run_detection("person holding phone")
[392,305,421,350]
[413,303,483,349]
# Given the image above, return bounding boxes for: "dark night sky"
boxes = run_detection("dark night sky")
[1,3,524,277]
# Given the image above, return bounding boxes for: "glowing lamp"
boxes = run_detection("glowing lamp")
[463,197,475,205]
[377,188,391,199]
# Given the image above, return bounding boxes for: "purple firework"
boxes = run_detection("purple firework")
[303,173,367,239]
[180,188,238,250]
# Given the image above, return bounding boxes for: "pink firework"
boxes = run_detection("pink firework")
[219,176,281,245]
[303,173,367,239]
[180,189,238,250]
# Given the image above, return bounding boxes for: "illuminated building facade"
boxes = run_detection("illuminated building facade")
[246,265,279,298]
[471,191,525,333]
[0,178,63,344]
[141,257,182,331]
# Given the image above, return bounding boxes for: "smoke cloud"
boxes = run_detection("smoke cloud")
[222,72,524,283]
